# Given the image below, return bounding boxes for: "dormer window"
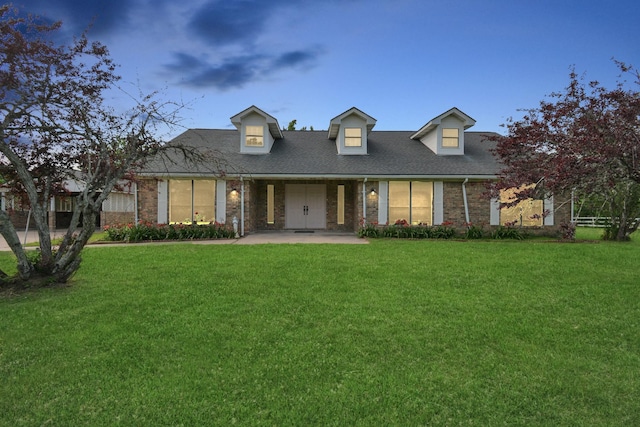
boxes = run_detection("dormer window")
[328,107,376,155]
[410,108,475,156]
[246,125,264,147]
[442,128,459,148]
[230,106,282,154]
[344,128,362,147]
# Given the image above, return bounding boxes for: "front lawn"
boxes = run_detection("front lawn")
[1,239,638,425]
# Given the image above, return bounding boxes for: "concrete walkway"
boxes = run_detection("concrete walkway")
[0,230,367,251]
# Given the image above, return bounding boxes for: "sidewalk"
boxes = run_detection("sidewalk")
[0,230,367,251]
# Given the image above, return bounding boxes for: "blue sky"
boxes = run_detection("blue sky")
[15,0,640,137]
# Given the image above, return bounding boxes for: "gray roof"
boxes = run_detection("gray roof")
[143,129,500,179]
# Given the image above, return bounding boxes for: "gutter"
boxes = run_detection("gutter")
[462,178,470,224]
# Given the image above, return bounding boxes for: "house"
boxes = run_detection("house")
[1,178,135,230]
[135,106,571,235]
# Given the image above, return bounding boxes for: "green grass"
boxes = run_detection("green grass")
[1,238,639,425]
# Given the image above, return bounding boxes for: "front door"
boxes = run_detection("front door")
[285,184,326,229]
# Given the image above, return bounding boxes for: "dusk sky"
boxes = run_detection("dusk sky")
[14,0,640,138]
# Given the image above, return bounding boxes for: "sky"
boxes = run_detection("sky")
[14,0,640,138]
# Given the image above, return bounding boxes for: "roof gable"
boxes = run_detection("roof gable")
[328,107,377,140]
[410,107,476,140]
[230,105,283,140]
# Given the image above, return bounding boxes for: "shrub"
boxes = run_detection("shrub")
[103,221,235,242]
[560,221,576,241]
[491,225,526,240]
[464,224,485,239]
[361,221,458,240]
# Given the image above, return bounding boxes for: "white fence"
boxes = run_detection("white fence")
[574,217,640,227]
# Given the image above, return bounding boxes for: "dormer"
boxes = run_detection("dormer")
[410,107,475,155]
[230,105,283,154]
[328,107,376,155]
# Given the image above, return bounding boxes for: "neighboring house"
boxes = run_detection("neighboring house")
[1,178,135,230]
[136,106,571,235]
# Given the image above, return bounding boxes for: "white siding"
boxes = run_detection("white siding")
[102,193,135,212]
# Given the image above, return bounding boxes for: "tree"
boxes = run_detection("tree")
[0,6,206,286]
[490,62,640,241]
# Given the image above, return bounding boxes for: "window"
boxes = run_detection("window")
[337,185,345,225]
[500,186,543,226]
[344,127,362,147]
[267,184,275,224]
[56,196,73,212]
[245,125,264,147]
[388,181,433,225]
[442,128,459,148]
[169,179,215,223]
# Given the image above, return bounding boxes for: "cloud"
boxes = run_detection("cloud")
[271,50,319,71]
[188,1,276,46]
[17,0,133,36]
[165,49,322,90]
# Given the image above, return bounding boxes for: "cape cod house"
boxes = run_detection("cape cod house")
[135,106,570,235]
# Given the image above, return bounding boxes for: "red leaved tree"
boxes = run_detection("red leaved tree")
[0,6,210,286]
[490,62,640,241]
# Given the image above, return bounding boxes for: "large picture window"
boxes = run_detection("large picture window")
[169,179,215,223]
[500,186,543,226]
[388,181,433,225]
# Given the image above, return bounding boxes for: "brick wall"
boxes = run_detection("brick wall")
[442,181,490,226]
[137,178,159,223]
[101,211,135,228]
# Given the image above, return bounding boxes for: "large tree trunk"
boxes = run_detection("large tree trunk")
[0,210,33,280]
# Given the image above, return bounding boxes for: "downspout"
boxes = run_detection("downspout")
[462,178,470,224]
[134,182,139,224]
[362,177,367,224]
[240,176,245,237]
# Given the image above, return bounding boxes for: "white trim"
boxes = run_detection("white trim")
[157,180,168,224]
[378,181,388,225]
[433,181,444,225]
[137,173,497,180]
[216,180,227,223]
[490,197,500,226]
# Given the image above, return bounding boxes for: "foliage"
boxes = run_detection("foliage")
[491,225,526,240]
[359,220,458,239]
[0,7,212,286]
[490,61,640,241]
[559,221,577,241]
[1,241,639,424]
[103,221,235,242]
[464,223,485,239]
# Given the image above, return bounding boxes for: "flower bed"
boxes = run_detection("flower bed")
[103,221,236,242]
[358,219,540,240]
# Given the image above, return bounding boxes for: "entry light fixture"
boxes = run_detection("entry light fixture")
[370,188,376,195]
